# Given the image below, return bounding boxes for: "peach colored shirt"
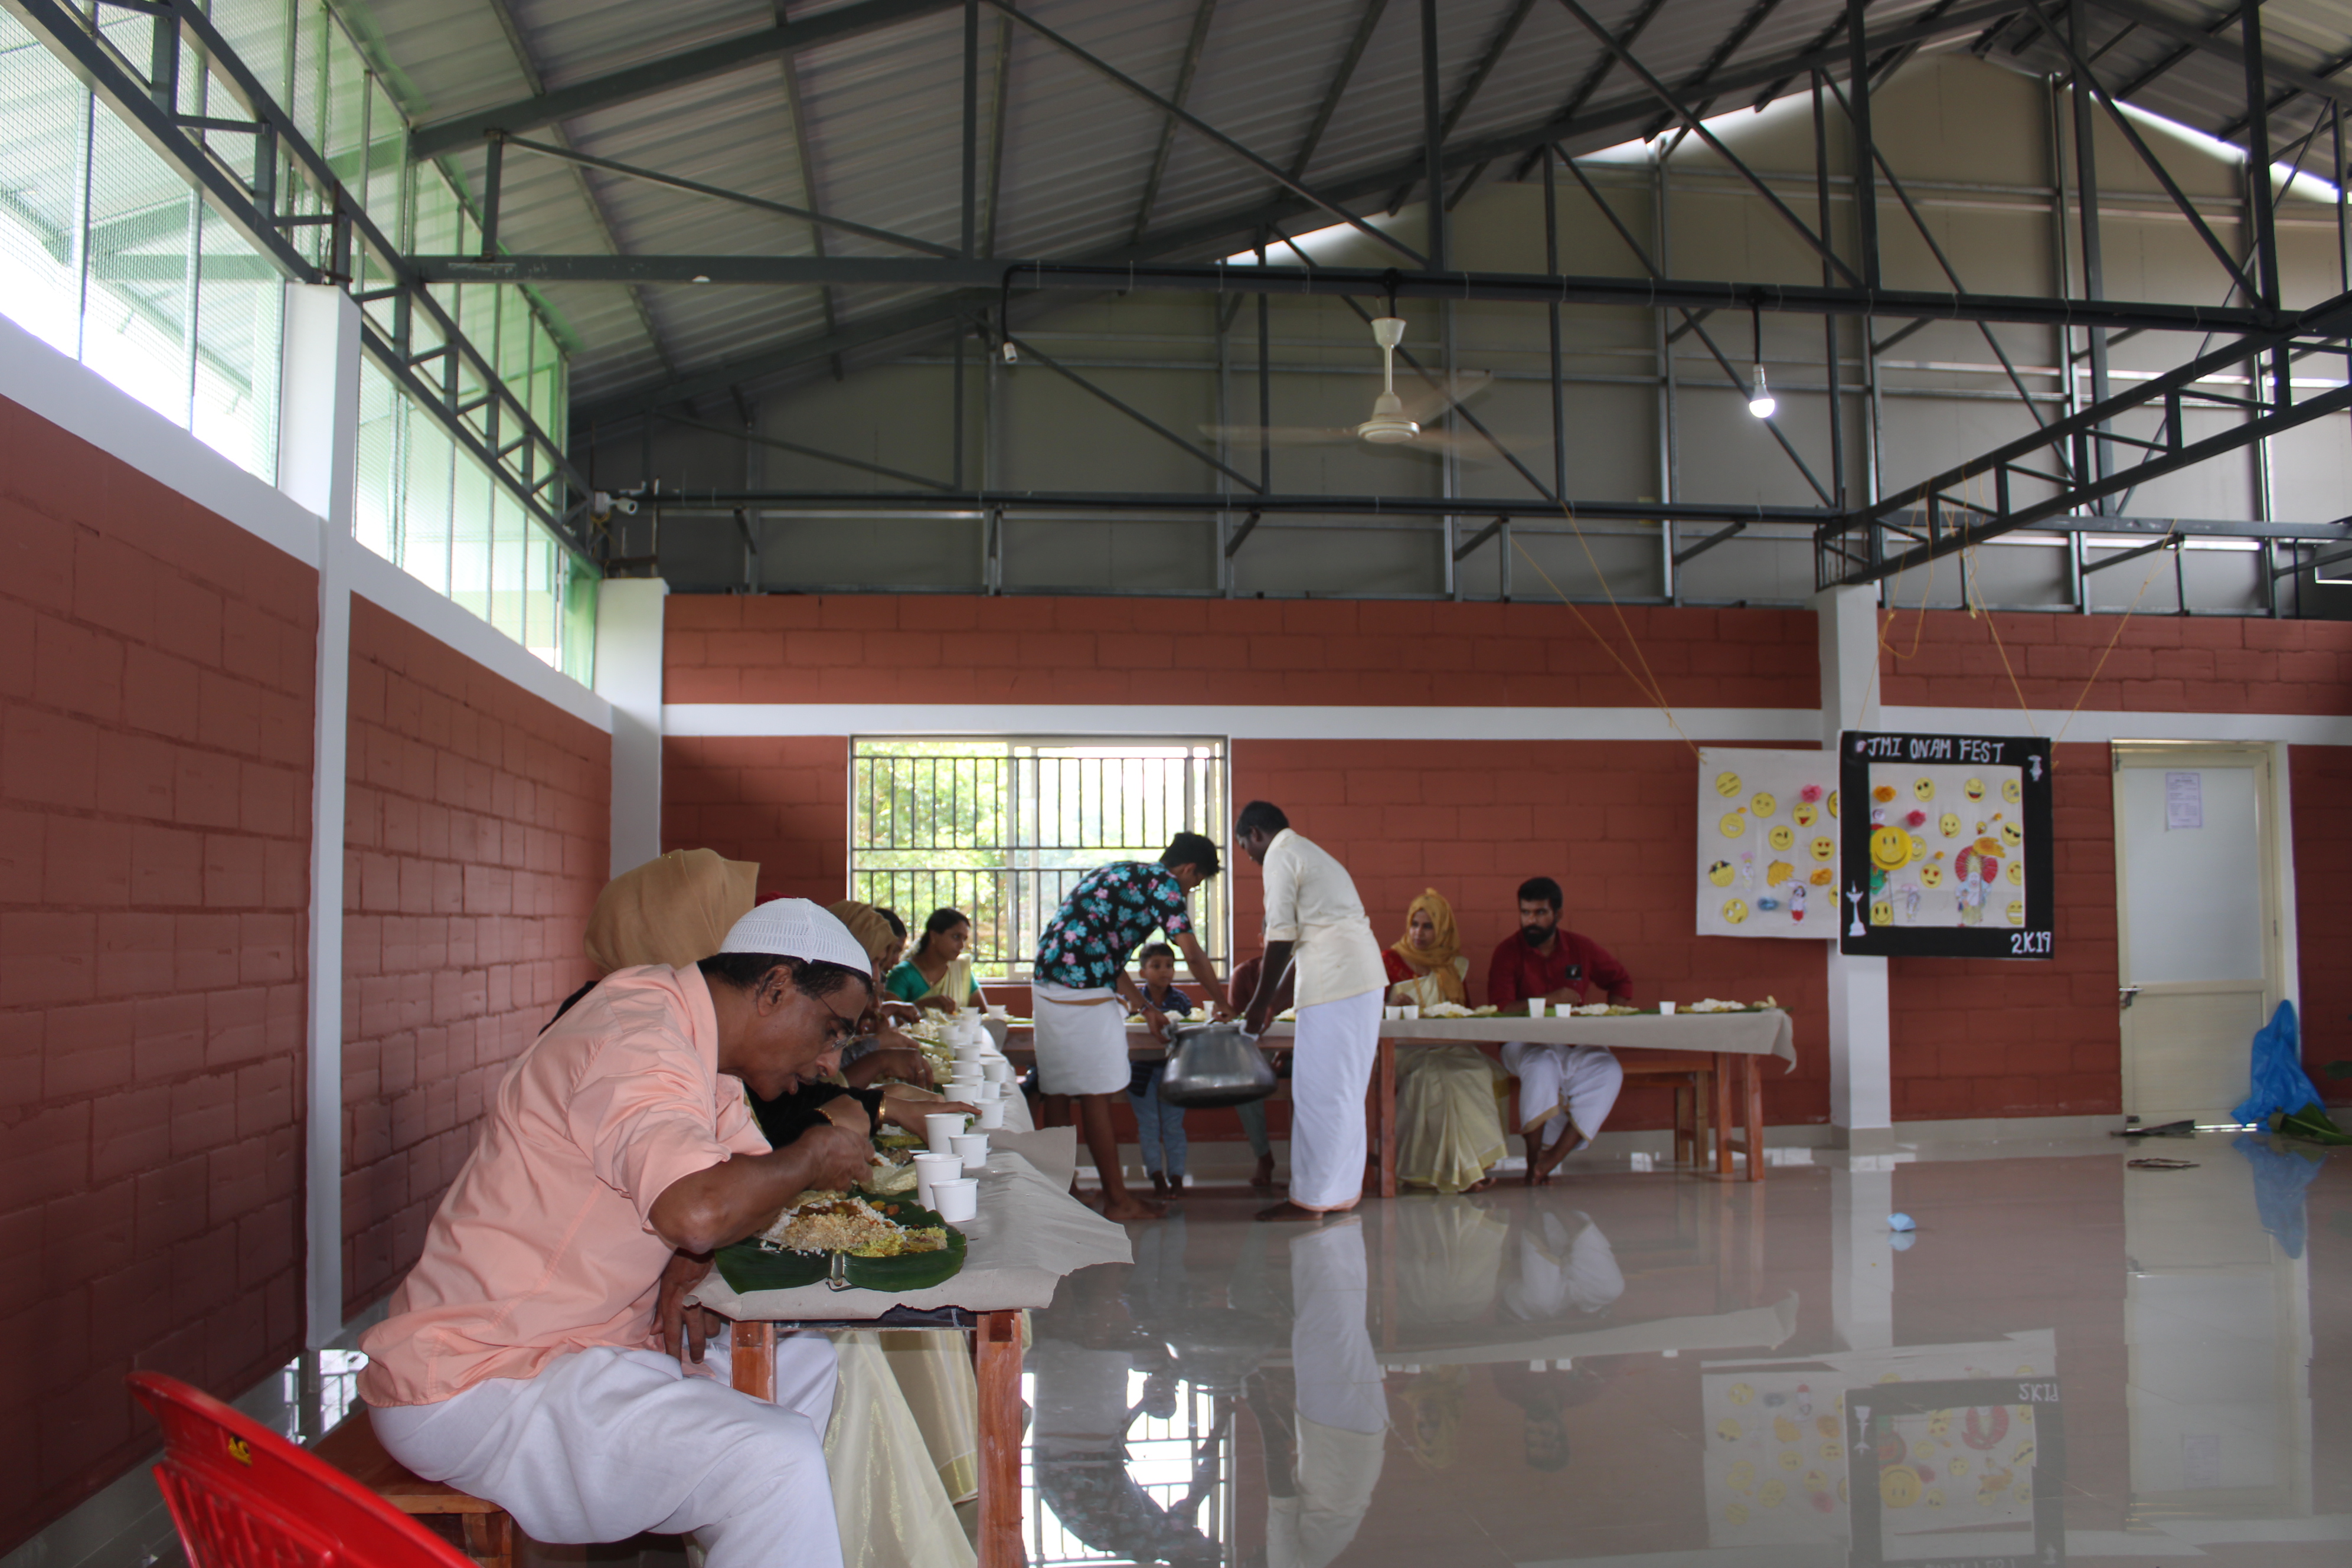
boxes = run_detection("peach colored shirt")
[357,965,767,1406]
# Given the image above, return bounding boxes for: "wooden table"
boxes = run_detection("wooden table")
[695,1129,1126,1568]
[1001,1011,1792,1193]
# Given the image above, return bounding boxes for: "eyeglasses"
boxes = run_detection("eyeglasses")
[815,997,867,1044]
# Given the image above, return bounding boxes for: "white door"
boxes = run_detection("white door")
[2112,743,2282,1125]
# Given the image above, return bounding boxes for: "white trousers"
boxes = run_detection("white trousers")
[1500,1041,1624,1152]
[1272,1221,1386,1568]
[1288,988,1382,1212]
[1498,1210,1626,1321]
[371,1342,842,1568]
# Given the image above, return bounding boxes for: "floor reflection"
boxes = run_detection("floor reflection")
[1020,1136,2351,1567]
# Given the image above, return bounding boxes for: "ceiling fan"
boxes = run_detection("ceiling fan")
[1204,315,1510,458]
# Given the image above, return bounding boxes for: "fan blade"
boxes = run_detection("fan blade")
[1198,424,1361,447]
[1394,369,1494,424]
[1406,427,1549,461]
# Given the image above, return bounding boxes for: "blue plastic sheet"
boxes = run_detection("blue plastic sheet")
[2230,1133,2328,1259]
[2230,1001,2324,1128]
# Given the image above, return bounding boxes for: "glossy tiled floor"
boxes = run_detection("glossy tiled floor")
[1017,1135,2351,1567]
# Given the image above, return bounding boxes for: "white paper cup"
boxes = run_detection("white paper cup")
[987,1003,1008,1020]
[1383,1005,1401,1020]
[1527,999,1547,1018]
[932,1178,978,1223]
[952,1131,990,1171]
[977,1098,1007,1129]
[912,1152,962,1207]
[983,1059,1014,1083]
[1402,1004,1420,1020]
[1657,1001,1676,1016]
[924,1113,965,1154]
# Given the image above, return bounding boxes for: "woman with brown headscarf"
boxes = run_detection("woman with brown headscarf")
[1386,890,1509,1194]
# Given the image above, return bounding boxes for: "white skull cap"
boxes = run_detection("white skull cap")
[715,897,876,976]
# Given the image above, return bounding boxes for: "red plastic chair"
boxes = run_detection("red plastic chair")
[129,1372,476,1568]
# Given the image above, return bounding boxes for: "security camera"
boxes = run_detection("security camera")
[615,495,639,516]
[999,339,1018,365]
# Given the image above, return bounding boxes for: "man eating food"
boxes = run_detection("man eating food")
[358,899,881,1568]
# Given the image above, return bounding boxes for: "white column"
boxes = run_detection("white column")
[596,577,669,877]
[1813,584,1894,1151]
[282,285,361,1346]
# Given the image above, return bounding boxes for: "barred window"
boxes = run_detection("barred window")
[850,739,1229,979]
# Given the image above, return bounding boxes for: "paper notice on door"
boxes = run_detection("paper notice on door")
[2165,770,2203,829]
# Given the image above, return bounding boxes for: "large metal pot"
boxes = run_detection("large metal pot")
[1157,1021,1278,1108]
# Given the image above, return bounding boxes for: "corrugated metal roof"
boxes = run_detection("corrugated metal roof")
[338,0,2352,416]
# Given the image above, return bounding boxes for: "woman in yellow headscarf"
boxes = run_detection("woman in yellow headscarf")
[1387,890,1510,1194]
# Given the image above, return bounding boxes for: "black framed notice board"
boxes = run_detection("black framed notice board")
[1837,730,2054,960]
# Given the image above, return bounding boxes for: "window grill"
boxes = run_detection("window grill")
[849,738,1229,978]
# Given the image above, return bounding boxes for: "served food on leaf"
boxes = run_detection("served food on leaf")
[759,1193,948,1258]
[1422,1001,1475,1018]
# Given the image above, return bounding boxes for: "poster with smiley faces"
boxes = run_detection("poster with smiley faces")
[1837,731,2054,959]
[1696,747,1837,939]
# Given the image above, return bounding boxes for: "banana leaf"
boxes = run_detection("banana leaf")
[714,1194,968,1295]
[2269,1102,2352,1147]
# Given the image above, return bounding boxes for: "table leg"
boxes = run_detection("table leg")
[1713,1053,1734,1177]
[974,1310,1024,1568]
[729,1319,776,1401]
[1377,1035,1398,1200]
[1743,1052,1765,1184]
[1673,1082,1693,1166]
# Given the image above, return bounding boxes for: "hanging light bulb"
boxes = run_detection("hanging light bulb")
[1746,302,1775,418]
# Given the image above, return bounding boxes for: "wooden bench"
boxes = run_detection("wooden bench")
[314,1408,516,1568]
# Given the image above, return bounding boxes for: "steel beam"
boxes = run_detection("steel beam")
[2077,0,2352,112]
[981,0,1426,267]
[1288,0,1389,185]
[410,0,962,158]
[610,489,1831,523]
[1132,0,1220,244]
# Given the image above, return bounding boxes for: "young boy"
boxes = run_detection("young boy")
[1126,942,1196,1197]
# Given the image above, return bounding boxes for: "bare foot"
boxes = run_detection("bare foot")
[1463,1175,1498,1194]
[1100,1193,1167,1222]
[1525,1123,1582,1187]
[1250,1155,1278,1192]
[1254,1201,1321,1223]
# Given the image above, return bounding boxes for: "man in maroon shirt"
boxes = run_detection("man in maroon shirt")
[1488,877,1633,1185]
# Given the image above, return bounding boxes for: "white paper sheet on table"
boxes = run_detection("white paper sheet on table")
[691,1136,1129,1321]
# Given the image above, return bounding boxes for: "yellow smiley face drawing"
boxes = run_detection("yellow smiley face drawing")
[1708,859,1735,887]
[1827,790,1839,819]
[1776,1449,1801,1473]
[1913,777,1936,801]
[1722,899,1750,925]
[2006,861,2023,886]
[1720,812,1747,838]
[1999,820,2023,848]
[1717,1418,1744,1441]
[1810,835,1836,863]
[2003,777,2021,803]
[1759,1478,1788,1507]
[1750,792,1777,818]
[1727,1383,1755,1406]
[1726,1461,1755,1493]
[1768,825,1795,851]
[1869,827,1912,871]
[1715,771,1743,799]
[1921,862,1944,888]
[1964,778,1985,802]
[1723,1502,1748,1525]
[1939,811,1960,838]
[1870,899,1893,926]
[1909,835,1927,862]
[1792,802,1817,828]
[1773,1416,1800,1443]
[1881,1467,1923,1509]
[2006,900,2024,925]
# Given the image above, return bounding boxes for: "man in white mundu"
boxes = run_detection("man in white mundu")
[1234,801,1388,1222]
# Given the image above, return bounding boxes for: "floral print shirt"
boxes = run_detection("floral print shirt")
[1033,861,1194,990]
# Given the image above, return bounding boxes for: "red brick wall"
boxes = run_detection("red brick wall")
[663,735,850,900]
[1229,741,1833,1128]
[2291,746,2352,1103]
[0,396,315,1551]
[1876,609,2352,715]
[341,598,609,1317]
[1886,743,2122,1122]
[666,594,1820,710]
